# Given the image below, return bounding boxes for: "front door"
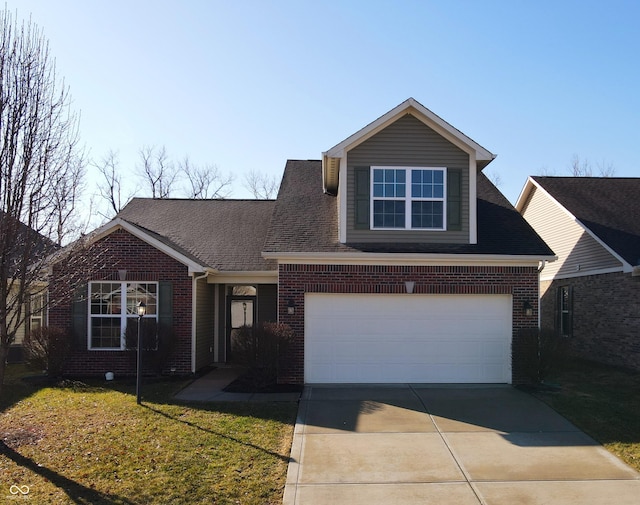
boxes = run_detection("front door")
[226,286,256,362]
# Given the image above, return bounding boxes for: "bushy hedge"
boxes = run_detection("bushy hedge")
[517,327,568,383]
[231,322,294,386]
[23,326,70,377]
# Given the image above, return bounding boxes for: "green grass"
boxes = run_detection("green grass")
[0,365,297,504]
[533,359,640,472]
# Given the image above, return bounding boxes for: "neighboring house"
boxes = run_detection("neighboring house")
[50,98,554,384]
[0,211,56,363]
[516,176,640,371]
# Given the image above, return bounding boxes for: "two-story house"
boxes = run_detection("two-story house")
[49,98,554,384]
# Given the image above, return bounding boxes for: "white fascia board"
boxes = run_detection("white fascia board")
[261,251,555,267]
[324,98,495,164]
[89,218,208,274]
[514,177,535,212]
[207,270,278,284]
[519,179,633,272]
[541,265,625,282]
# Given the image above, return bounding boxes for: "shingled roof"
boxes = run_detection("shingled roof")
[531,177,640,266]
[117,199,276,271]
[0,211,58,277]
[264,160,554,257]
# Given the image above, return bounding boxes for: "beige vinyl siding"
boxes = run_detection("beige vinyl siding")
[194,277,215,370]
[13,321,26,346]
[521,186,622,280]
[346,114,469,243]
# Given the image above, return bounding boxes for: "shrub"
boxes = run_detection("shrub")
[518,327,568,383]
[125,319,177,374]
[22,326,70,377]
[231,322,295,385]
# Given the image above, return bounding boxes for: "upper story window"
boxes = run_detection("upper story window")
[89,282,158,350]
[371,167,446,230]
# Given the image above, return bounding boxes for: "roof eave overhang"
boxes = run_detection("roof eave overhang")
[206,270,278,284]
[321,98,496,193]
[262,251,557,267]
[514,177,536,212]
[516,177,634,272]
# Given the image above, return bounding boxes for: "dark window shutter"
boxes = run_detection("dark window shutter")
[566,286,574,337]
[354,167,370,230]
[72,284,88,349]
[447,169,462,231]
[555,287,561,333]
[158,281,173,331]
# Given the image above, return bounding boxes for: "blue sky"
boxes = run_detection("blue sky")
[11,0,640,213]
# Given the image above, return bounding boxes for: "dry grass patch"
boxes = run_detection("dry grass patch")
[532,359,640,472]
[0,366,297,504]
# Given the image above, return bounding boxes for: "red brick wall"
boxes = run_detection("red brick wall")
[48,228,193,377]
[277,264,539,384]
[541,272,640,371]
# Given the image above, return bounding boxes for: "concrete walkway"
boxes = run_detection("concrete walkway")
[174,366,302,402]
[284,385,640,504]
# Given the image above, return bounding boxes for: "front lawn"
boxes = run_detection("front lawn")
[532,359,640,472]
[0,366,297,504]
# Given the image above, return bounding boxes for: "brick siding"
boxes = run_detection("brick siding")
[541,271,640,371]
[277,264,539,384]
[48,228,193,377]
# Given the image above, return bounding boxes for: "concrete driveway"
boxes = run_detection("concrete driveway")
[284,385,640,504]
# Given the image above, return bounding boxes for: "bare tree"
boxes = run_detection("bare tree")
[536,166,558,176]
[244,170,280,199]
[570,154,592,176]
[569,155,616,177]
[595,159,616,177]
[181,157,234,199]
[0,8,85,392]
[138,145,178,198]
[95,150,135,218]
[484,170,503,188]
[50,149,86,245]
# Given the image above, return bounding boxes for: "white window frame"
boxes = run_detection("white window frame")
[88,281,158,351]
[370,166,447,231]
[29,292,46,332]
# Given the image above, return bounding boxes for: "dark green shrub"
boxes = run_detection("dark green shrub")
[22,326,70,377]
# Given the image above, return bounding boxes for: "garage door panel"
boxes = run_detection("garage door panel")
[305,293,512,384]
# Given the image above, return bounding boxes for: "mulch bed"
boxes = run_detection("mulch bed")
[223,368,303,394]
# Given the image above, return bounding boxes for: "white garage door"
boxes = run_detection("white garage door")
[305,293,512,384]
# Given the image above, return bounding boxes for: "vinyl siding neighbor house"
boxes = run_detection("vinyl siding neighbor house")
[517,176,640,371]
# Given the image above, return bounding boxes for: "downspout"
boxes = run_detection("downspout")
[537,260,547,328]
[191,271,211,373]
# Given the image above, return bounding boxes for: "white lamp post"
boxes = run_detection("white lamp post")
[136,300,146,405]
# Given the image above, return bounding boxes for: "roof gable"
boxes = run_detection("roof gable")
[322,98,495,193]
[76,199,278,274]
[517,177,640,268]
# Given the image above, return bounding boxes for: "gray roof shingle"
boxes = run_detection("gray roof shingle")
[532,176,640,266]
[117,199,276,271]
[265,160,554,257]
